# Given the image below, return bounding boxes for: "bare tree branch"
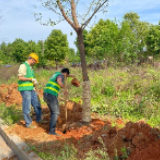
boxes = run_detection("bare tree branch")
[41,17,64,26]
[42,1,63,16]
[57,0,77,31]
[81,0,96,26]
[82,0,108,30]
[71,0,80,28]
[47,6,63,16]
[75,0,80,7]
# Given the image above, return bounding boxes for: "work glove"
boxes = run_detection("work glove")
[32,78,38,85]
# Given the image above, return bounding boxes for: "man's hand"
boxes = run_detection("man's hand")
[67,74,75,78]
[32,78,38,85]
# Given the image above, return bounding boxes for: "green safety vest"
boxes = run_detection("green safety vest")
[18,62,34,91]
[43,72,62,97]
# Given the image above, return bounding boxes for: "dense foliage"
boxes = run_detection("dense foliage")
[0,12,160,65]
[1,64,160,127]
[44,29,69,68]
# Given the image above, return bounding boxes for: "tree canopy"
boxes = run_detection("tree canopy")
[44,29,69,68]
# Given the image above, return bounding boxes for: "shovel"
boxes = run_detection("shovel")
[62,75,69,134]
[58,97,68,102]
[34,85,42,107]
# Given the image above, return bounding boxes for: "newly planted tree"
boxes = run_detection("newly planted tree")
[34,0,109,122]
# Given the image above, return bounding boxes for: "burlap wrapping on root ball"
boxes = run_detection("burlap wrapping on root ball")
[71,78,80,87]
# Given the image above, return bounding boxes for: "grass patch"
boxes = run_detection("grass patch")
[29,143,78,160]
[1,64,160,127]
[29,139,111,160]
[0,103,23,125]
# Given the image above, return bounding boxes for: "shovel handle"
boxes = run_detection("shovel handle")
[64,75,67,123]
[58,97,67,101]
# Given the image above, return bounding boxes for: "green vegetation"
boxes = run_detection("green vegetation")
[1,64,160,127]
[29,137,110,160]
[0,103,22,125]
[1,64,160,159]
[44,30,69,69]
[29,143,78,160]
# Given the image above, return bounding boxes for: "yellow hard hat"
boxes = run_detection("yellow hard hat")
[29,53,39,63]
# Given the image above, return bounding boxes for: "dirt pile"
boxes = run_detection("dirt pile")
[83,121,160,159]
[0,83,43,107]
[126,121,160,160]
[8,102,160,159]
[2,84,160,159]
[0,83,22,106]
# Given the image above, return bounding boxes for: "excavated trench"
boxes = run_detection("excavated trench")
[1,83,160,159]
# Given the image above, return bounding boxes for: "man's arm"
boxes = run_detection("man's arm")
[67,74,75,78]
[18,76,32,81]
[57,76,68,96]
[18,64,32,81]
[57,77,65,88]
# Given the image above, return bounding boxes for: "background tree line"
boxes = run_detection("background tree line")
[0,12,160,66]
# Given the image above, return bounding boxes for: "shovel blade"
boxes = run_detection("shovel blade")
[62,123,69,134]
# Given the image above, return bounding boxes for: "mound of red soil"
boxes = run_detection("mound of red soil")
[2,83,160,159]
[0,83,43,107]
[0,83,22,106]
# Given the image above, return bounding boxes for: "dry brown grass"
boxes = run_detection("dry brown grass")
[0,65,19,84]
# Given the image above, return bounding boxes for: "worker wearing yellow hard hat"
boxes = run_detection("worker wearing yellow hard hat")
[17,53,47,128]
[28,53,39,63]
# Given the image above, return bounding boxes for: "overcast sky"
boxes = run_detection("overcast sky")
[0,0,160,51]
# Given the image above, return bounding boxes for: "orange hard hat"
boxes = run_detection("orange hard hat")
[29,53,39,63]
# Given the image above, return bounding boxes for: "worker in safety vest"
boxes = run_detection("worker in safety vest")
[18,53,46,128]
[43,68,76,136]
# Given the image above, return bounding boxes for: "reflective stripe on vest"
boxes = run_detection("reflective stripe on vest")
[18,62,34,91]
[43,72,61,97]
[18,78,33,87]
[48,81,60,89]
[44,81,60,93]
[45,87,59,93]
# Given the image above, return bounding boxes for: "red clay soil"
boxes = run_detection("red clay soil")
[0,83,22,106]
[0,83,43,106]
[2,84,160,159]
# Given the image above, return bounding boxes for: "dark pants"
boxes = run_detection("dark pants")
[43,93,59,133]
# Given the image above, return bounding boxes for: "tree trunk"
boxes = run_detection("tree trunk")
[77,28,91,123]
